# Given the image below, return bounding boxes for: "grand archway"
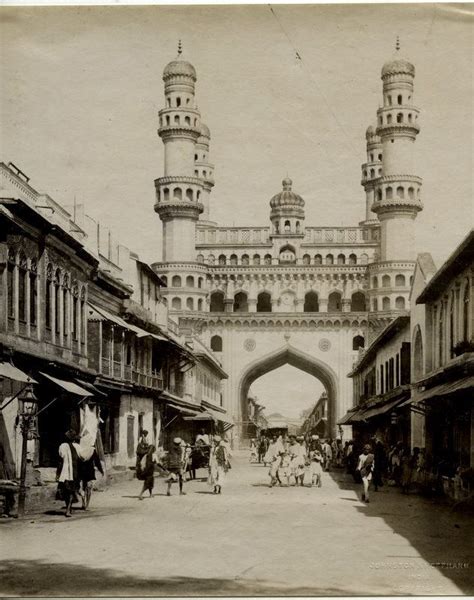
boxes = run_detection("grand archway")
[238,344,338,441]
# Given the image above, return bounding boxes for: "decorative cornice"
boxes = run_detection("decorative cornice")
[155,176,204,187]
[158,126,200,141]
[372,199,423,214]
[154,201,203,220]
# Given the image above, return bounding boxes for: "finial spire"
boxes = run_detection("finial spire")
[178,39,182,56]
[395,36,400,52]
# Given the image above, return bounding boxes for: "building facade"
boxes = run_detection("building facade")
[152,45,421,444]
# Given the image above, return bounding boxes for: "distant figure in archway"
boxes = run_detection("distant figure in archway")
[357,444,375,503]
[308,436,323,487]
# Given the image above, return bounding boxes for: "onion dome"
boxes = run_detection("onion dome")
[365,125,376,139]
[163,41,197,81]
[199,123,210,138]
[270,178,305,209]
[163,59,196,81]
[381,57,415,78]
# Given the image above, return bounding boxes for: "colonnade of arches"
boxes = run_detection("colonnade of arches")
[209,289,367,313]
[196,252,369,266]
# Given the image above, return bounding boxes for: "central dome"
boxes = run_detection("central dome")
[163,59,197,81]
[270,178,305,209]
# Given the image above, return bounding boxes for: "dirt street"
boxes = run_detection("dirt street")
[1,453,473,596]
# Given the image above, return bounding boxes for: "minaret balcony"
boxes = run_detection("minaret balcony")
[372,197,423,215]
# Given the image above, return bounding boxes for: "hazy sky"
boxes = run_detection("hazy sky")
[1,4,472,269]
[250,365,324,420]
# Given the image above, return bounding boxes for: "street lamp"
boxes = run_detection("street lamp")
[17,384,38,517]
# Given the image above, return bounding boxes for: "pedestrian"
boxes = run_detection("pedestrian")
[165,437,187,496]
[357,443,375,503]
[56,429,81,518]
[372,439,387,492]
[292,436,306,486]
[277,450,291,486]
[321,439,332,471]
[209,436,231,494]
[308,446,323,487]
[257,437,267,463]
[137,444,157,500]
[250,438,257,463]
[264,435,281,487]
[76,432,104,510]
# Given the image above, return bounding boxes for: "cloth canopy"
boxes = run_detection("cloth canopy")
[413,375,474,403]
[39,372,92,397]
[0,362,37,384]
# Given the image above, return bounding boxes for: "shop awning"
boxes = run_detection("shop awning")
[75,379,108,397]
[160,391,200,415]
[338,408,361,425]
[0,362,37,384]
[413,375,474,403]
[183,411,216,422]
[359,395,409,421]
[39,372,92,397]
[88,303,150,338]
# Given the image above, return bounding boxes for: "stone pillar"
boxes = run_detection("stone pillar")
[248,299,257,313]
[224,299,234,313]
[319,299,328,312]
[342,299,352,313]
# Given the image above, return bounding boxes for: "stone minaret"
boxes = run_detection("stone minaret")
[372,39,423,262]
[154,42,204,262]
[194,123,215,225]
[360,125,382,226]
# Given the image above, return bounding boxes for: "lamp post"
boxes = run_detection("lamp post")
[17,385,38,517]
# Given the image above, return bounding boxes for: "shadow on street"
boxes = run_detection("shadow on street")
[0,558,382,597]
[328,469,474,594]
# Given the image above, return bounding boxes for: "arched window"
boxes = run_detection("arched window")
[388,95,392,106]
[351,292,366,312]
[186,297,194,310]
[386,187,393,200]
[337,254,345,265]
[264,254,272,265]
[295,221,301,233]
[196,254,204,264]
[29,259,38,326]
[198,277,203,289]
[449,290,455,356]
[257,292,272,312]
[378,153,382,161]
[171,275,182,287]
[211,335,223,352]
[387,114,393,124]
[326,254,334,265]
[18,251,27,323]
[176,97,181,107]
[45,263,53,329]
[197,191,201,200]
[395,296,406,309]
[54,269,61,335]
[302,254,311,265]
[171,297,182,310]
[370,169,375,178]
[377,189,382,201]
[72,285,78,340]
[463,280,470,342]
[314,254,322,265]
[210,290,225,312]
[304,291,319,312]
[348,254,357,265]
[397,113,403,123]
[62,273,70,338]
[328,291,341,312]
[161,275,167,286]
[230,254,238,266]
[360,253,368,265]
[397,186,404,199]
[234,291,248,313]
[382,274,391,288]
[165,115,170,125]
[174,115,180,125]
[373,298,378,311]
[184,116,190,126]
[173,187,182,201]
[439,302,444,365]
[372,276,378,288]
[279,245,296,264]
[218,254,226,266]
[7,249,15,321]
[163,188,170,202]
[413,327,424,381]
[241,254,249,266]
[382,296,390,311]
[197,298,203,311]
[284,220,291,233]
[408,187,415,200]
[395,274,406,287]
[208,255,215,265]
[186,188,193,201]
[253,254,261,265]
[352,335,365,351]
[186,276,194,288]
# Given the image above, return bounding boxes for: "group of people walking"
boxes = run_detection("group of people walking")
[257,434,333,488]
[135,430,232,498]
